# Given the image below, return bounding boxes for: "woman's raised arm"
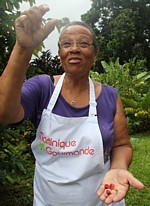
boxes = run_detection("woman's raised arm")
[0,5,57,124]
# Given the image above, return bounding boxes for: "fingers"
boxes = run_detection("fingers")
[15,14,32,34]
[22,4,50,19]
[97,170,145,205]
[38,4,50,15]
[97,175,145,205]
[44,19,58,38]
[97,186,126,205]
[111,189,126,202]
[121,172,145,190]
[97,184,105,197]
[128,175,145,190]
[16,4,50,34]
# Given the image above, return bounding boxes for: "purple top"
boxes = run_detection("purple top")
[21,74,118,154]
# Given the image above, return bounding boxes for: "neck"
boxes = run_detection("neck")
[63,73,89,91]
[62,74,89,106]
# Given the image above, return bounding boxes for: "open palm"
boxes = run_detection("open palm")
[97,169,145,205]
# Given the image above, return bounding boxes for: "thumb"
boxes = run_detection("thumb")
[128,175,145,190]
[43,19,58,38]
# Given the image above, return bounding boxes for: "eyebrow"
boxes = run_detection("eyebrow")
[60,35,92,40]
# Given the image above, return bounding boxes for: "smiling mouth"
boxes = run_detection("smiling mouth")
[68,58,81,64]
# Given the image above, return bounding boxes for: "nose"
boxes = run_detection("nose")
[72,42,78,47]
[69,42,81,52]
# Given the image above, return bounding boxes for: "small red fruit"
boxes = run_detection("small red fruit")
[104,184,110,189]
[106,189,111,195]
[110,183,115,190]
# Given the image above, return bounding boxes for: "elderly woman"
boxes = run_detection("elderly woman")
[0,4,144,206]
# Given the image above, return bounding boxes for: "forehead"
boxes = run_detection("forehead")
[60,25,92,39]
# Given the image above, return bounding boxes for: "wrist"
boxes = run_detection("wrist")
[14,42,34,56]
[109,167,128,171]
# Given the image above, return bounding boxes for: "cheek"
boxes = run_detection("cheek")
[84,47,96,60]
[84,51,96,65]
[59,50,68,65]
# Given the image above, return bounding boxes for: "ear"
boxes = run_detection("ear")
[58,49,60,56]
[59,57,62,66]
[58,49,63,66]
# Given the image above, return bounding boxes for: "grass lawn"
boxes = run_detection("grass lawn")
[126,133,150,206]
[0,133,149,205]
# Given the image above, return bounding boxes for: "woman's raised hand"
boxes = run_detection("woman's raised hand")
[15,4,57,51]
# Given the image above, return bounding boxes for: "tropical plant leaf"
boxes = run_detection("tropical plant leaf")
[141,91,150,111]
[121,97,139,109]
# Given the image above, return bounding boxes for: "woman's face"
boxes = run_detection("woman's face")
[58,25,97,77]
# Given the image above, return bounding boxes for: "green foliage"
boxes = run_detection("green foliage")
[126,133,150,206]
[125,108,150,134]
[55,17,70,33]
[123,90,150,134]
[0,0,36,188]
[92,58,150,99]
[28,50,63,78]
[123,90,150,111]
[91,59,150,134]
[0,120,35,185]
[0,0,35,75]
[82,0,150,71]
[0,137,34,206]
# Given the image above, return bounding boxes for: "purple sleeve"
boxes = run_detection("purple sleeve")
[21,74,54,126]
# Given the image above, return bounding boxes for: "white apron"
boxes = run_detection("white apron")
[31,73,125,206]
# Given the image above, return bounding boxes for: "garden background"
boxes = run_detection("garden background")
[0,0,149,205]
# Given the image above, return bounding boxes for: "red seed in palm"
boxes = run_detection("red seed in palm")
[110,183,115,190]
[106,189,111,195]
[104,184,110,189]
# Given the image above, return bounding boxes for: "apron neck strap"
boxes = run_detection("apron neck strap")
[88,78,97,116]
[47,73,65,111]
[47,73,97,116]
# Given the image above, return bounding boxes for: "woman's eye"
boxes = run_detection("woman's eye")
[62,42,71,48]
[79,42,89,48]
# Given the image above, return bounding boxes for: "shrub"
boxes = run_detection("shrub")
[125,108,150,134]
[90,59,150,134]
[0,120,35,185]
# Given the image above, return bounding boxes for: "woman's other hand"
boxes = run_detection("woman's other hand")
[97,169,145,205]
